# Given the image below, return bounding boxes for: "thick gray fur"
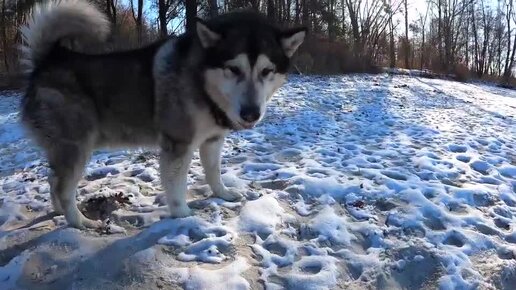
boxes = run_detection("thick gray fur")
[20,0,305,229]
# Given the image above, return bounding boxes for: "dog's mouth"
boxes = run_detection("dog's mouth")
[234,121,257,130]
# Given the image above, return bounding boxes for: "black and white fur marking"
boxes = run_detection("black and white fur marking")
[20,0,306,229]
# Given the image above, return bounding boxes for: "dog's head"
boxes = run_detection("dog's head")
[196,12,306,130]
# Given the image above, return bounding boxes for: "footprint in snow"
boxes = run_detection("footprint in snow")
[447,144,468,153]
[470,160,492,175]
[86,166,120,181]
[498,165,516,179]
[455,154,471,163]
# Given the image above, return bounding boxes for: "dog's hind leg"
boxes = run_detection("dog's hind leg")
[48,170,64,214]
[48,143,101,229]
[200,136,243,201]
[23,86,100,228]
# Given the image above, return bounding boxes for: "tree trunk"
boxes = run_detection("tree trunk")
[267,0,275,22]
[479,3,491,77]
[404,0,409,68]
[328,0,335,40]
[105,0,112,21]
[341,0,346,35]
[465,9,469,68]
[496,3,502,76]
[130,0,143,44]
[419,5,428,70]
[420,30,425,70]
[437,0,443,69]
[1,0,9,72]
[286,0,291,23]
[505,30,516,82]
[277,0,283,23]
[158,0,168,38]
[302,0,309,27]
[471,2,480,75]
[294,0,300,24]
[137,0,143,42]
[346,0,360,56]
[249,0,260,11]
[503,0,513,80]
[185,0,197,33]
[389,14,395,68]
[209,0,218,17]
[106,0,117,25]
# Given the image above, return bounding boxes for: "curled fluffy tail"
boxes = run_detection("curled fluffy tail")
[20,0,110,71]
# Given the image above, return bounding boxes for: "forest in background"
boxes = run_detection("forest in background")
[1,0,516,88]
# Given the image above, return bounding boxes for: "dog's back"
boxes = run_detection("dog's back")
[19,0,172,228]
[21,1,166,149]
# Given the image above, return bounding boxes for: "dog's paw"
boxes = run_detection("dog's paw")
[67,216,103,230]
[213,187,244,202]
[65,209,102,229]
[170,204,193,218]
[83,218,104,229]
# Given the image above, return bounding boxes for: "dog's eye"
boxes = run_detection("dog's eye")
[225,65,241,77]
[261,68,274,78]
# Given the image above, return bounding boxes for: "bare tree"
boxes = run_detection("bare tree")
[106,0,118,25]
[417,3,429,70]
[494,1,503,75]
[389,2,396,68]
[294,0,300,24]
[158,0,170,37]
[327,0,336,40]
[503,0,516,82]
[185,0,197,32]
[0,0,515,83]
[267,0,275,21]
[302,0,309,27]
[208,0,218,17]
[130,0,144,44]
[471,0,480,74]
[1,0,9,72]
[404,0,409,68]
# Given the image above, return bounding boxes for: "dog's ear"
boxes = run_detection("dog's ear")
[280,27,307,57]
[196,18,220,48]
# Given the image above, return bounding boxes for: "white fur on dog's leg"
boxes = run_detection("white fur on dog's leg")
[50,194,64,215]
[64,211,85,229]
[160,145,194,219]
[213,187,244,201]
[57,173,101,229]
[64,204,101,229]
[81,217,103,229]
[48,173,64,214]
[65,210,102,229]
[200,137,243,202]
[169,202,193,218]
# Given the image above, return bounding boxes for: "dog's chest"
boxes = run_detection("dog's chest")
[192,110,228,147]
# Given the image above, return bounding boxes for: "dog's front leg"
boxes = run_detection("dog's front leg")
[200,136,243,201]
[160,141,193,217]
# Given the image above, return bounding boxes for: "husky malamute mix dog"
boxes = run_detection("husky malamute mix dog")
[20,0,306,229]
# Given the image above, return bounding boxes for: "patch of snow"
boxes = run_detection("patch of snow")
[182,257,250,290]
[308,206,354,245]
[2,75,516,289]
[498,165,516,178]
[236,194,290,236]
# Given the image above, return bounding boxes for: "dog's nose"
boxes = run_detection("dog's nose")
[240,106,261,123]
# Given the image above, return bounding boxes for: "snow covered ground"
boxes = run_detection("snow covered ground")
[1,74,516,290]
